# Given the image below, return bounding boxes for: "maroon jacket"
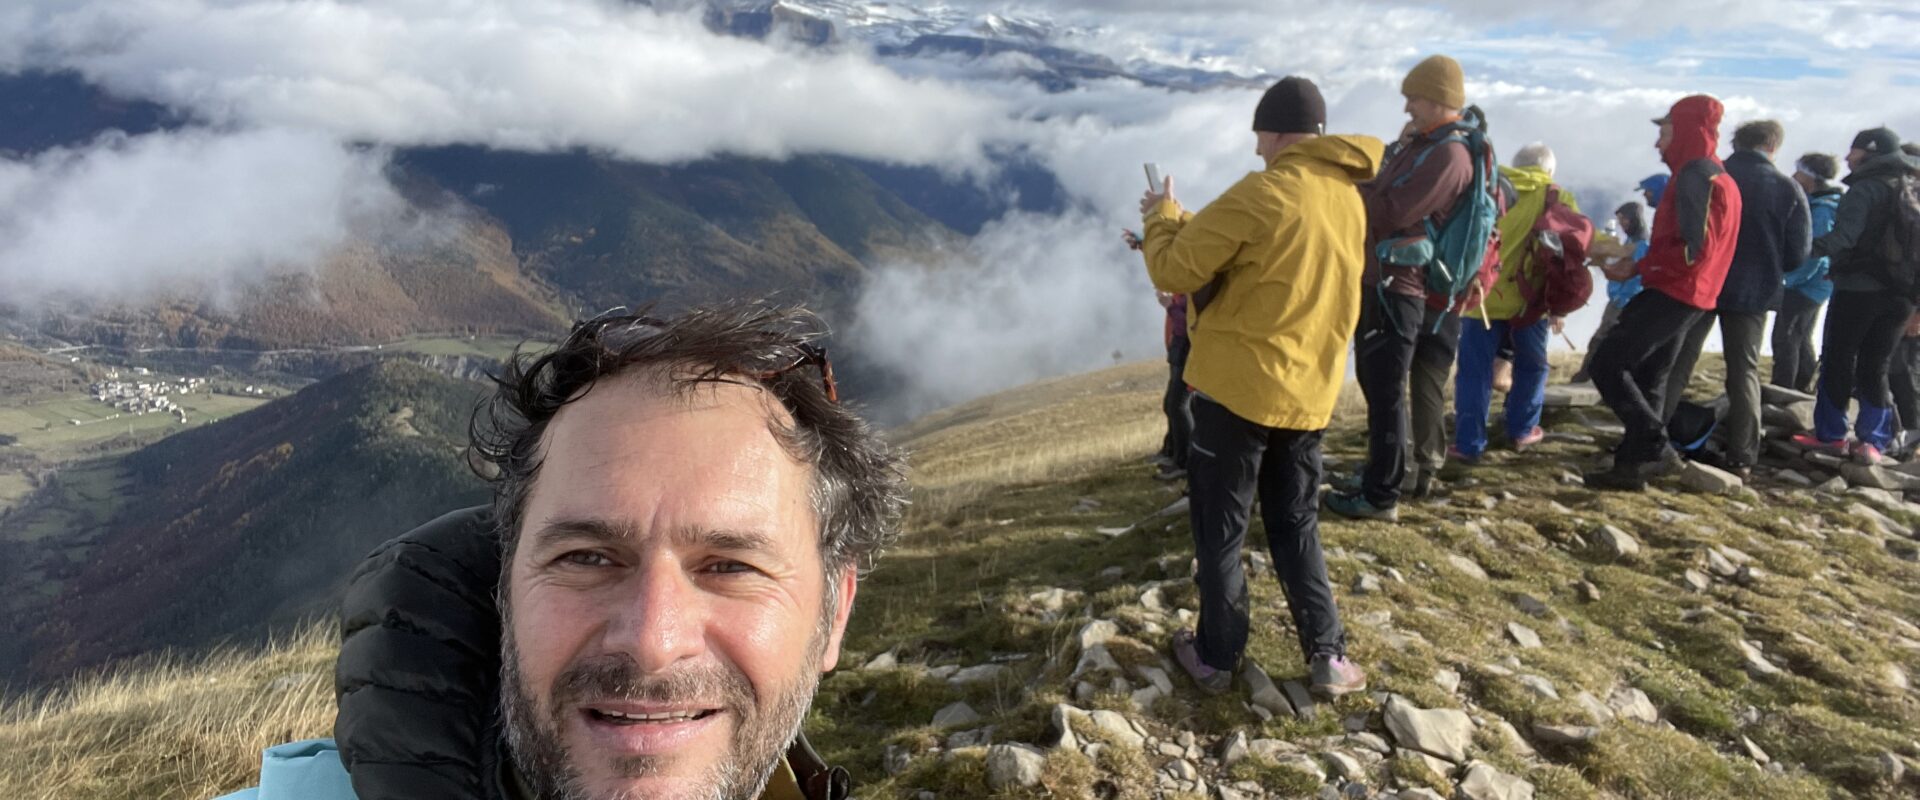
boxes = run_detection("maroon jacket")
[1639,95,1743,310]
[1362,123,1497,308]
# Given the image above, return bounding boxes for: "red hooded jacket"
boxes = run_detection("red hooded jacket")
[1638,95,1743,310]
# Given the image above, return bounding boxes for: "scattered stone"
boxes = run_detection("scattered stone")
[884,744,912,775]
[1543,384,1601,408]
[1397,748,1456,782]
[1283,680,1317,721]
[1383,695,1475,763]
[861,651,897,671]
[933,702,981,729]
[1738,640,1784,678]
[1458,761,1536,800]
[1244,662,1293,717]
[1594,525,1641,559]
[1740,736,1771,764]
[1762,384,1817,406]
[1577,580,1602,603]
[1088,710,1145,749]
[1354,573,1383,595]
[1398,790,1447,800]
[1774,469,1814,488]
[1349,731,1392,755]
[1682,570,1712,593]
[949,664,1011,686]
[1680,460,1743,494]
[1507,622,1543,649]
[1434,668,1462,694]
[1098,566,1126,580]
[1448,555,1490,581]
[1608,687,1659,724]
[947,727,994,748]
[1045,704,1086,751]
[1883,664,1911,692]
[1815,476,1849,494]
[1217,730,1249,765]
[1530,723,1600,746]
[1514,593,1550,618]
[1877,751,1906,783]
[1075,620,1119,651]
[1249,738,1300,760]
[1094,526,1133,538]
[1072,645,1122,681]
[1848,502,1906,539]
[1704,548,1738,579]
[1517,675,1559,700]
[1845,463,1920,492]
[1275,753,1328,784]
[1574,692,1614,724]
[1324,750,1366,782]
[1491,718,1536,758]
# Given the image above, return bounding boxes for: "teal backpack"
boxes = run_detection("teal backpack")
[1378,108,1501,329]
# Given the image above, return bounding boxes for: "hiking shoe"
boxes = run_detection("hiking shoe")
[1154,465,1188,481]
[1649,445,1685,477]
[1791,433,1848,454]
[1408,472,1434,500]
[1323,491,1399,522]
[1171,630,1232,695]
[1568,370,1591,384]
[1512,426,1546,452]
[1492,358,1514,394]
[1851,441,1886,466]
[1446,445,1481,466]
[1309,653,1368,699]
[1584,462,1647,492]
[1146,453,1174,468]
[1329,472,1363,494]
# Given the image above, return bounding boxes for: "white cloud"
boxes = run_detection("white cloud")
[0,127,402,300]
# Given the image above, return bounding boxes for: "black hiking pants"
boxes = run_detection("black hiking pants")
[1771,290,1823,393]
[1160,336,1193,468]
[1354,292,1458,506]
[1590,289,1705,465]
[1187,395,1345,671]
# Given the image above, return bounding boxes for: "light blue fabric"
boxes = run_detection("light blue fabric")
[1783,193,1841,303]
[1454,317,1551,458]
[1606,240,1650,309]
[213,739,357,800]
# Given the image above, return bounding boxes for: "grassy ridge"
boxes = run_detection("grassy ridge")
[3,360,1918,799]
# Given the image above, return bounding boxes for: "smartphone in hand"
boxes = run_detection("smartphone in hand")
[1144,163,1163,190]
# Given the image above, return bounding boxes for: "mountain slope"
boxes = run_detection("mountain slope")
[0,360,491,680]
[5,360,1917,799]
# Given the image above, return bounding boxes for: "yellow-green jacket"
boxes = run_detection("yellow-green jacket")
[1484,165,1581,321]
[1142,135,1385,431]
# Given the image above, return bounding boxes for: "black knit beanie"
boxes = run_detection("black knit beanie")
[1252,76,1326,135]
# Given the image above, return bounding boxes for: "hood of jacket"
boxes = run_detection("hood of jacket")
[1274,134,1384,183]
[1661,95,1724,172]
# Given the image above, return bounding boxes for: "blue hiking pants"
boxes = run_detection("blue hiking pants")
[1455,317,1550,458]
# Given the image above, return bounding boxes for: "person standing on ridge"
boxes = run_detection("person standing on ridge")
[1773,152,1844,394]
[1326,54,1501,519]
[1135,76,1380,699]
[1793,128,1920,465]
[1585,95,1744,491]
[1453,143,1593,463]
[1660,120,1810,479]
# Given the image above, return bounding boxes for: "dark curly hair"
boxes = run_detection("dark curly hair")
[469,302,907,577]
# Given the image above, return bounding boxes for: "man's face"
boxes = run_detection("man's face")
[1655,121,1674,156]
[1403,95,1444,131]
[1847,147,1869,171]
[502,372,856,800]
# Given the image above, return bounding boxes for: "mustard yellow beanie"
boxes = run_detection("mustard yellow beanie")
[1402,55,1465,109]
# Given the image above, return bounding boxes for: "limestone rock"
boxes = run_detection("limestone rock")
[1544,384,1601,408]
[1517,674,1559,700]
[1218,730,1250,766]
[1530,723,1599,746]
[1384,695,1475,763]
[949,664,1011,686]
[1762,384,1817,406]
[1608,687,1659,724]
[1507,622,1543,649]
[1594,525,1641,559]
[1244,662,1294,718]
[1434,668,1462,694]
[1283,680,1317,721]
[1075,619,1119,651]
[1740,736,1771,764]
[1046,704,1087,751]
[1738,640,1784,678]
[933,702,981,729]
[1680,460,1743,494]
[1458,761,1536,800]
[1448,555,1490,581]
[1088,709,1145,749]
[1682,569,1712,593]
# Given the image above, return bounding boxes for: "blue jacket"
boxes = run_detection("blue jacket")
[1607,240,1649,309]
[1717,149,1811,313]
[1783,189,1842,303]
[215,739,357,799]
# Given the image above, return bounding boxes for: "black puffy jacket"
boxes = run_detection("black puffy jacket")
[333,507,851,800]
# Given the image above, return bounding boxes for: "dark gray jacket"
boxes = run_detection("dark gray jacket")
[1718,149,1810,313]
[1818,150,1920,293]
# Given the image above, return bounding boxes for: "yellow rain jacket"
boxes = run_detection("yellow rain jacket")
[1142,134,1385,431]
[1484,165,1582,321]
